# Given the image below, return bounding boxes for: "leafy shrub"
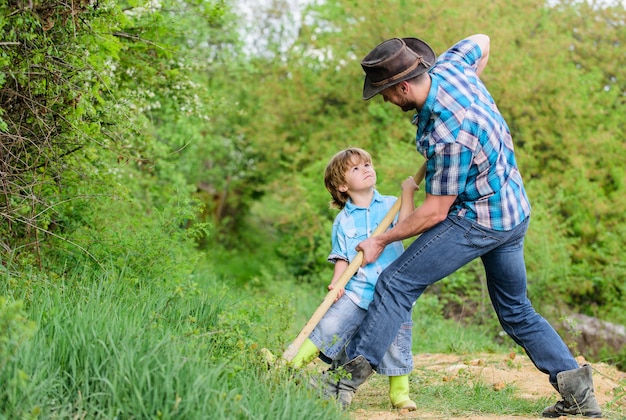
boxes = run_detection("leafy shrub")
[0,297,36,414]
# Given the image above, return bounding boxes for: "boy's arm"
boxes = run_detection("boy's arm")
[328,259,348,302]
[398,176,420,222]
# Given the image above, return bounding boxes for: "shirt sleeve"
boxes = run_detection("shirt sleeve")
[328,217,349,264]
[439,38,482,71]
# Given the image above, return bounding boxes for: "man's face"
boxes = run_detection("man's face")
[380,83,417,112]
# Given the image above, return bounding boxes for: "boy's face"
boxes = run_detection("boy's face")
[339,158,376,194]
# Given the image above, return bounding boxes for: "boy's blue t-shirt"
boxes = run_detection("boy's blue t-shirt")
[328,190,404,310]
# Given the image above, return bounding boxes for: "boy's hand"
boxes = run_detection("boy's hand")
[401,176,419,192]
[328,283,345,302]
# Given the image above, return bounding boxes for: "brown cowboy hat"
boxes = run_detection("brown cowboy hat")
[361,37,436,100]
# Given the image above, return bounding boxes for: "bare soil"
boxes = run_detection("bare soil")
[348,353,626,420]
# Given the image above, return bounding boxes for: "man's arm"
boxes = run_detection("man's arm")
[356,193,457,265]
[398,176,420,222]
[466,34,490,77]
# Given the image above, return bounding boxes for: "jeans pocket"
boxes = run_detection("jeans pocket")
[465,222,502,249]
[393,321,413,354]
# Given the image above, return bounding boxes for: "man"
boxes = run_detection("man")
[321,35,602,418]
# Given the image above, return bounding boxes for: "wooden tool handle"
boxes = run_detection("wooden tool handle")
[281,161,427,361]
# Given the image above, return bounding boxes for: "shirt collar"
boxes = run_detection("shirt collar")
[344,190,383,214]
[411,73,438,136]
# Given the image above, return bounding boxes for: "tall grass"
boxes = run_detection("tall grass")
[0,266,346,419]
[2,259,623,419]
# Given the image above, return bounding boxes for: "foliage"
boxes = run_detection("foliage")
[228,0,626,331]
[485,0,626,320]
[410,293,509,355]
[0,297,36,413]
[48,184,208,283]
[1,1,626,409]
[0,0,120,260]
[0,265,346,419]
[0,0,225,278]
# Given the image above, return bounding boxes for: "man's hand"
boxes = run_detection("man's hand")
[356,236,385,266]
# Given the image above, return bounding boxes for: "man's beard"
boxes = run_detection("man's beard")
[401,102,417,112]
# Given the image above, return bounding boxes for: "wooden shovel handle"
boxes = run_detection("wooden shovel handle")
[281,161,427,361]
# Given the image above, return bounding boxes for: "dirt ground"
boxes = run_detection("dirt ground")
[349,353,626,420]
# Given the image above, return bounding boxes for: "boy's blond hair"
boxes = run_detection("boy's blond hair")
[324,147,373,209]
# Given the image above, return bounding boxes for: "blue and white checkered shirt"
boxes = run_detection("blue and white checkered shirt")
[413,38,531,231]
[327,190,404,310]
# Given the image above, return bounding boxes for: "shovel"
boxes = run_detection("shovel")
[281,161,427,362]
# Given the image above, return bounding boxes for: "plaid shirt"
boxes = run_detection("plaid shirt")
[413,38,531,231]
[327,191,404,310]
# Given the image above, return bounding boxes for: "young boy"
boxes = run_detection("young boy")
[290,147,419,410]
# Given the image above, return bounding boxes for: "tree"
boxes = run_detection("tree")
[228,0,626,325]
[0,0,225,277]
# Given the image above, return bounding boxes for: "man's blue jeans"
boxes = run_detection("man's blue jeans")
[345,215,578,386]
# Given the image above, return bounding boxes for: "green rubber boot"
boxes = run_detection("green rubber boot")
[389,374,417,410]
[289,338,319,369]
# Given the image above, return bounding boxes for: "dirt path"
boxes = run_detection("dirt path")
[348,353,626,420]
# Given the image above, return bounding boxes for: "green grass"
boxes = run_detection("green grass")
[410,293,513,355]
[351,369,552,416]
[0,267,347,420]
[1,261,624,419]
[413,368,550,416]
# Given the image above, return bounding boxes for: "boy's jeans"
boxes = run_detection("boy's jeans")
[346,215,578,386]
[310,294,413,376]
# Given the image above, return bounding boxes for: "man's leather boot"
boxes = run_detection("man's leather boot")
[335,355,374,409]
[542,364,603,418]
[308,347,349,398]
